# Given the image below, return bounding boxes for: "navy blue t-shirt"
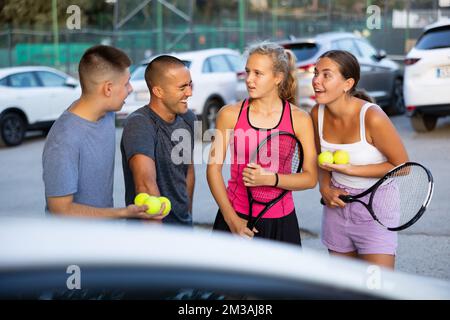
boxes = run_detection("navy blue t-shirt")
[120,106,196,225]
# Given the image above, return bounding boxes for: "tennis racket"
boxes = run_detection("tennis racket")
[246,131,304,230]
[320,162,434,231]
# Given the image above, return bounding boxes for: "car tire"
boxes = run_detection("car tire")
[201,98,223,134]
[385,78,405,115]
[0,112,27,147]
[410,114,437,132]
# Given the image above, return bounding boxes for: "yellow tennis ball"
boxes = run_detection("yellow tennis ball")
[318,151,334,165]
[134,193,150,206]
[144,196,162,215]
[333,150,350,165]
[158,196,172,216]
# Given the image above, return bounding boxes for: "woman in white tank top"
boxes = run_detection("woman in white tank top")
[311,50,408,269]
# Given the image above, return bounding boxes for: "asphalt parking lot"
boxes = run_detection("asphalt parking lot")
[0,114,449,280]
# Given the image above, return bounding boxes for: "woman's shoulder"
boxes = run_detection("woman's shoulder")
[290,103,312,123]
[216,100,245,128]
[363,101,392,132]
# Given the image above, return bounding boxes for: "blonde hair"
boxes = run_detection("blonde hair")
[246,42,298,105]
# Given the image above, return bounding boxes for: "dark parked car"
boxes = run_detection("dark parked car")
[237,32,404,115]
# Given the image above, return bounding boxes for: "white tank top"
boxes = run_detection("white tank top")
[318,103,387,189]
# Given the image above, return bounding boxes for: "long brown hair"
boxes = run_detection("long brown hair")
[246,42,298,105]
[318,50,373,103]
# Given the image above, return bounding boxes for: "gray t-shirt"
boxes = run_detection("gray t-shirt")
[42,110,116,209]
[120,106,196,225]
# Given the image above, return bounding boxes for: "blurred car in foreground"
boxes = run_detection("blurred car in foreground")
[404,19,450,132]
[117,48,243,132]
[1,217,449,300]
[236,32,404,115]
[0,66,80,147]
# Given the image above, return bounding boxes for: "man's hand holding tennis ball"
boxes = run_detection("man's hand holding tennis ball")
[134,193,171,219]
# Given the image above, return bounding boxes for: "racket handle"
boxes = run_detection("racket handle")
[320,195,351,205]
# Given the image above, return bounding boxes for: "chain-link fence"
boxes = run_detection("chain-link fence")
[1,2,449,76]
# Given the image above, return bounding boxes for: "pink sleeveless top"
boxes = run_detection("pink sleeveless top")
[226,99,296,219]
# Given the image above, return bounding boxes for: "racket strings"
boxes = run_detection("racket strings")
[250,135,301,203]
[373,164,431,229]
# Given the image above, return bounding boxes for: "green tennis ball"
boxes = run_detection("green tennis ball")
[134,193,150,206]
[318,151,334,165]
[158,196,172,216]
[145,196,162,215]
[333,150,350,165]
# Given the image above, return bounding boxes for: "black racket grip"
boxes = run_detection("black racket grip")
[320,195,351,205]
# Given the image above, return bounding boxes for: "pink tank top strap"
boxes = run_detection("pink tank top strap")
[234,99,251,131]
[277,100,295,134]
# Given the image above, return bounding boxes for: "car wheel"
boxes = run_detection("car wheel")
[385,78,405,115]
[201,99,223,133]
[0,112,26,147]
[410,114,437,132]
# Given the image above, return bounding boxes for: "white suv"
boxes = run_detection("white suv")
[0,66,80,147]
[118,48,243,132]
[404,19,450,132]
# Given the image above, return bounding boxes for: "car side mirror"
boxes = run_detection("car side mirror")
[64,77,78,88]
[374,49,387,61]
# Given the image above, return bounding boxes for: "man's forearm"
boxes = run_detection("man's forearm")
[186,165,195,212]
[48,201,126,219]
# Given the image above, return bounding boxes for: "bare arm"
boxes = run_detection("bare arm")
[186,164,195,213]
[47,195,150,219]
[128,154,167,219]
[206,104,254,237]
[278,107,317,190]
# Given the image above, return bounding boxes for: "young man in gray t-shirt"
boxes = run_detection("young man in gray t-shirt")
[42,45,163,221]
[121,55,196,225]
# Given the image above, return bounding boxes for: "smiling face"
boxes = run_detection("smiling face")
[158,65,192,115]
[245,53,283,100]
[312,57,355,105]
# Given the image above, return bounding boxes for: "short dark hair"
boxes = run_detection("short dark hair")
[144,55,186,90]
[78,45,131,93]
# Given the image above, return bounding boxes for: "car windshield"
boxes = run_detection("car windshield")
[415,26,450,50]
[281,43,319,62]
[131,60,192,81]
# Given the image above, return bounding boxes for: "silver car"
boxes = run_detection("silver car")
[237,32,404,115]
[1,217,449,300]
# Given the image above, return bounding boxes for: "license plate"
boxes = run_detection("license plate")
[437,66,450,78]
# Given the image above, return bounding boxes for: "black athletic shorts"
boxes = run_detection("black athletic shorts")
[213,209,301,246]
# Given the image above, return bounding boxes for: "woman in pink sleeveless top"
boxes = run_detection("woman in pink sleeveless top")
[207,42,317,245]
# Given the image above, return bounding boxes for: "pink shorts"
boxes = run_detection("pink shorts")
[321,180,397,255]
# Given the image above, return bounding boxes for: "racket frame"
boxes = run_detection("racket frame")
[246,131,304,230]
[336,162,434,231]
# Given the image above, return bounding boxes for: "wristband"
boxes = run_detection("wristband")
[274,173,279,187]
